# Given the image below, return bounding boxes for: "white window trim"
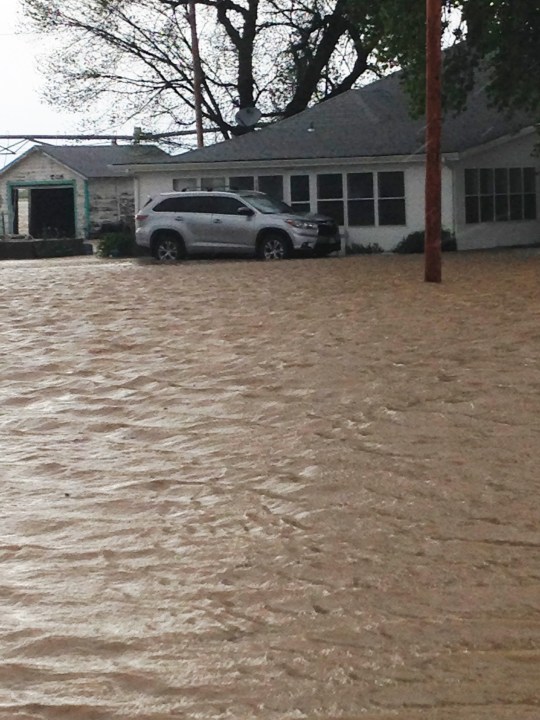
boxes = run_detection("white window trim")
[311,170,406,227]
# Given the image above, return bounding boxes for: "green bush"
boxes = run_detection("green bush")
[346,242,384,255]
[393,229,457,254]
[96,231,135,258]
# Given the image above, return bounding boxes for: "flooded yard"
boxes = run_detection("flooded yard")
[0,250,539,719]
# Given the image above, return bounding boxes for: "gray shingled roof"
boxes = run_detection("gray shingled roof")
[151,73,534,166]
[1,143,170,178]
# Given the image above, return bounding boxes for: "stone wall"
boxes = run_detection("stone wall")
[87,178,135,236]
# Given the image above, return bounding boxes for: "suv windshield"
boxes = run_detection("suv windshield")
[240,192,294,215]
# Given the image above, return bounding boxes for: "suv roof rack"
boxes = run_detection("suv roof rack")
[188,185,263,193]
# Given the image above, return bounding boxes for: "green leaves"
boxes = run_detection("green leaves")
[349,0,540,119]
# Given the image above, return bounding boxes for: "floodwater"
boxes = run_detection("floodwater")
[1,251,539,720]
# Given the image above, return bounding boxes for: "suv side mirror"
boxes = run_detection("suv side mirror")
[237,206,254,216]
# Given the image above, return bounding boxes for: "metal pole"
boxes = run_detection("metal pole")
[187,1,205,148]
[425,0,442,283]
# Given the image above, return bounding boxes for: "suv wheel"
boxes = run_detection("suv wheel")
[152,233,185,262]
[258,233,290,260]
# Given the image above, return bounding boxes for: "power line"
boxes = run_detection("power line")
[0,129,217,142]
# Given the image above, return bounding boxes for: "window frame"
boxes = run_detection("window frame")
[290,174,311,214]
[317,173,344,225]
[257,175,284,200]
[313,170,406,227]
[347,172,375,226]
[229,176,255,191]
[377,171,406,226]
[465,167,537,224]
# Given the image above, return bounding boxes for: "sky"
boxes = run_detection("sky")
[0,0,188,164]
[0,0,464,164]
[0,1,82,142]
[0,0,142,165]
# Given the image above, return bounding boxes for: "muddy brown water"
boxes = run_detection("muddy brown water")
[1,251,539,720]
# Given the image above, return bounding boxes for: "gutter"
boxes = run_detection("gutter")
[117,152,459,176]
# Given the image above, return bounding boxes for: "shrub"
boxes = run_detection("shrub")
[346,242,384,255]
[393,229,457,254]
[96,231,135,258]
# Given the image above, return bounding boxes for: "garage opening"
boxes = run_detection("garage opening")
[12,186,76,238]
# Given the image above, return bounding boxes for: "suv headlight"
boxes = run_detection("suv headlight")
[285,219,317,230]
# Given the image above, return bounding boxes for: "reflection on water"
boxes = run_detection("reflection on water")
[1,252,539,719]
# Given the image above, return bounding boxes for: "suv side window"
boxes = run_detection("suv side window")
[153,196,207,213]
[205,196,250,215]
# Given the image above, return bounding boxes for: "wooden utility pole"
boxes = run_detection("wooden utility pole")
[187,1,204,148]
[425,0,442,282]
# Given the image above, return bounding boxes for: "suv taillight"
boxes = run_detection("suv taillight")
[135,213,148,222]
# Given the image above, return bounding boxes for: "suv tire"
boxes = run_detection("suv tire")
[152,232,185,262]
[257,233,291,261]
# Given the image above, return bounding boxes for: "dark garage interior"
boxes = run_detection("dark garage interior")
[12,186,76,238]
[30,187,75,238]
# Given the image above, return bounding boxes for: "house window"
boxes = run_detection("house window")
[347,173,375,226]
[200,177,224,190]
[258,175,283,199]
[290,175,310,213]
[465,168,537,223]
[290,170,407,227]
[172,178,197,191]
[317,173,344,224]
[378,171,406,225]
[229,175,254,190]
[346,171,405,226]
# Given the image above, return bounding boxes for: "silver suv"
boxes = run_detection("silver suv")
[135,189,340,261]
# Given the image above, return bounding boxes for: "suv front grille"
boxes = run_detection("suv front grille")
[317,219,338,237]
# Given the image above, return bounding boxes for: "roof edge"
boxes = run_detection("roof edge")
[116,153,435,174]
[454,125,537,159]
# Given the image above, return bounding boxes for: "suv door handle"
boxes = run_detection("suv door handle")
[213,219,222,224]
[175,216,184,221]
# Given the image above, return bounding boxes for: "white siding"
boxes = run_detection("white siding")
[340,163,454,252]
[451,132,540,251]
[133,163,456,253]
[131,133,540,253]
[0,151,139,238]
[87,177,136,234]
[135,172,178,209]
[0,151,87,238]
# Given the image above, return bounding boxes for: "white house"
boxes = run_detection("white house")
[0,143,169,239]
[118,73,539,253]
